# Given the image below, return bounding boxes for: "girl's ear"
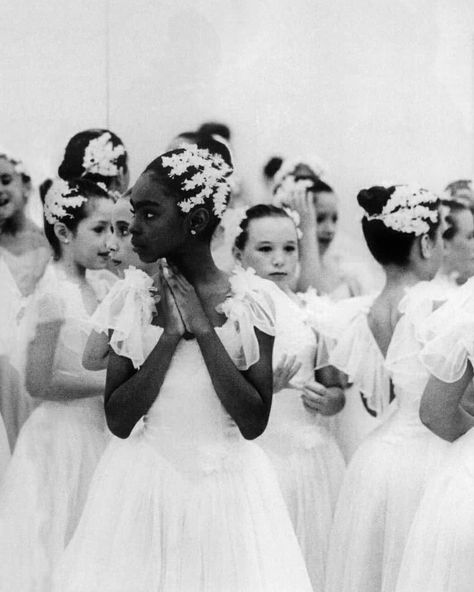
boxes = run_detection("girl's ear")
[232,245,243,262]
[53,222,73,245]
[419,233,433,259]
[187,207,210,237]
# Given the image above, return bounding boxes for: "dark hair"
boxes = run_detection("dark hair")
[263,156,283,181]
[40,178,110,259]
[442,199,470,241]
[234,204,293,250]
[58,129,128,189]
[358,185,440,266]
[144,137,233,240]
[444,179,472,197]
[197,121,231,142]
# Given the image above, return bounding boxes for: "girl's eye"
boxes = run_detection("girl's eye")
[285,246,296,252]
[0,175,12,185]
[93,226,107,234]
[258,246,272,253]
[120,228,130,237]
[144,212,155,221]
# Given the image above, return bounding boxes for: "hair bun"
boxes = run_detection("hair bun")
[357,186,395,216]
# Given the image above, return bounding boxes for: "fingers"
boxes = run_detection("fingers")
[303,381,328,397]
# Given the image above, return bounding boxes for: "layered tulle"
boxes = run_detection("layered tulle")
[52,268,313,592]
[258,288,344,589]
[324,282,450,592]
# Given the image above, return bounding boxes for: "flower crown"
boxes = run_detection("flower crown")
[82,132,126,177]
[364,185,439,235]
[43,179,88,224]
[273,154,328,190]
[161,144,233,219]
[272,175,314,239]
[0,148,29,178]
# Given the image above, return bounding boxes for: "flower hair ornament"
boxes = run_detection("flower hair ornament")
[272,154,328,190]
[82,132,126,177]
[43,179,88,224]
[161,143,233,219]
[0,148,29,178]
[272,174,314,239]
[364,185,439,235]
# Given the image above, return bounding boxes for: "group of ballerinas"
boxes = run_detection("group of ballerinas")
[1,125,474,592]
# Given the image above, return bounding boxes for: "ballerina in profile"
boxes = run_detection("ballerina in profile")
[53,138,313,592]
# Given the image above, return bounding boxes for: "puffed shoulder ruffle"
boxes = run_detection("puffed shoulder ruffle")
[418,278,474,382]
[91,267,160,369]
[384,281,447,396]
[217,266,276,370]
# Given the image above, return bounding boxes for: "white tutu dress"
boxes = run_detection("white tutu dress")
[0,263,110,592]
[396,278,474,592]
[52,267,313,592]
[257,287,345,590]
[323,282,450,592]
[0,253,39,448]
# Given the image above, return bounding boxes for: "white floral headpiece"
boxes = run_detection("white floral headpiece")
[82,132,126,177]
[272,154,328,190]
[364,184,439,235]
[161,143,232,219]
[0,148,29,178]
[43,179,88,224]
[272,175,314,239]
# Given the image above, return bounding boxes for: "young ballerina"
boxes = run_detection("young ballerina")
[0,150,50,447]
[0,178,114,592]
[233,203,345,590]
[322,185,448,592]
[435,199,474,289]
[82,191,160,371]
[395,279,474,592]
[52,140,313,592]
[272,156,379,299]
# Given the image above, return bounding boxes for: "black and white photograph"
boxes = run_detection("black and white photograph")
[1,1,474,590]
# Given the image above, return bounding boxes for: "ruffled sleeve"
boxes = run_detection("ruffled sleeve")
[90,267,160,369]
[31,264,66,324]
[385,281,446,396]
[418,278,474,382]
[311,294,376,370]
[217,267,276,370]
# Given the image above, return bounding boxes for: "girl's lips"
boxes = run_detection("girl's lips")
[110,259,122,266]
[0,197,10,207]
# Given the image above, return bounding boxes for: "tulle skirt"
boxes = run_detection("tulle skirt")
[0,396,107,592]
[325,411,449,592]
[258,415,344,590]
[53,426,313,592]
[396,428,474,592]
[0,412,10,482]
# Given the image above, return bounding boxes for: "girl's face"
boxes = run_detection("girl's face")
[69,197,113,270]
[235,216,299,290]
[107,197,145,274]
[129,173,187,263]
[314,191,338,250]
[0,157,28,223]
[444,209,474,280]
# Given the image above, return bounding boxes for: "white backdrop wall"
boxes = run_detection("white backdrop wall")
[2,0,474,236]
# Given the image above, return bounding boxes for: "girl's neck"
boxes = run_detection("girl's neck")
[0,209,28,237]
[56,256,87,283]
[167,243,224,287]
[380,265,421,301]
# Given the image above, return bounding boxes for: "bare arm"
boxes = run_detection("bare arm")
[420,365,474,442]
[82,330,109,371]
[27,321,105,400]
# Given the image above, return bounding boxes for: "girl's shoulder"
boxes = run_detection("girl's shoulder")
[218,266,278,335]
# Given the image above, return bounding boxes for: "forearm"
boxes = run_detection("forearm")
[296,224,322,292]
[105,332,180,438]
[196,329,271,439]
[31,370,106,401]
[82,330,109,371]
